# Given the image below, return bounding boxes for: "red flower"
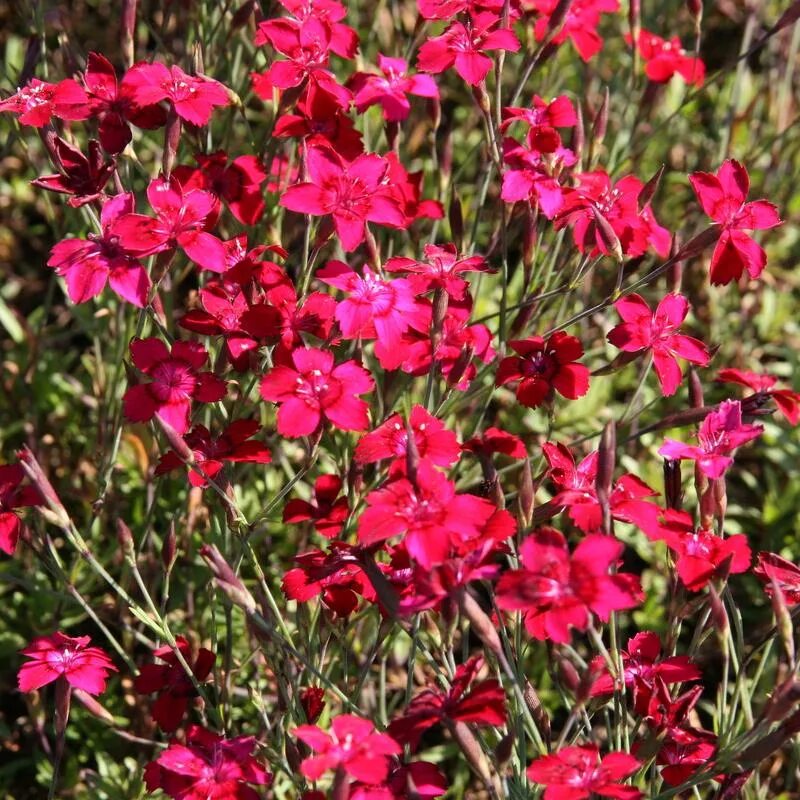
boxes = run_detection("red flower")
[121,62,229,126]
[527,744,642,800]
[501,94,577,153]
[417,12,520,86]
[18,632,116,695]
[717,368,800,425]
[283,474,350,538]
[389,656,506,749]
[31,137,115,207]
[155,419,271,488]
[496,528,643,643]
[659,399,763,479]
[134,637,215,731]
[754,551,800,605]
[607,293,709,397]
[462,427,526,460]
[633,30,705,86]
[530,0,620,62]
[123,338,227,435]
[145,725,271,800]
[496,332,590,408]
[351,54,439,121]
[111,175,227,272]
[294,714,401,784]
[0,463,40,555]
[281,146,405,251]
[689,159,781,285]
[0,78,88,127]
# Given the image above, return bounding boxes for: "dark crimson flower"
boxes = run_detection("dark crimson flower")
[155,419,271,488]
[633,30,705,86]
[280,146,405,251]
[0,464,39,555]
[462,427,527,460]
[652,510,751,591]
[717,368,800,425]
[501,95,577,153]
[689,159,781,285]
[112,175,227,272]
[123,338,227,435]
[134,636,215,731]
[384,761,447,799]
[283,474,350,538]
[294,714,401,783]
[300,686,326,724]
[355,405,461,473]
[496,332,590,408]
[659,399,763,479]
[18,632,116,695]
[385,243,492,300]
[417,12,520,86]
[529,0,619,62]
[607,293,709,397]
[527,744,642,800]
[0,78,88,127]
[145,725,271,800]
[389,656,506,749]
[32,137,115,207]
[260,347,373,437]
[122,62,229,126]
[655,733,717,787]
[351,54,439,121]
[496,528,643,643]
[48,192,151,307]
[754,551,800,605]
[317,260,428,346]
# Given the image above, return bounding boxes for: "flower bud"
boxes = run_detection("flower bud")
[769,579,796,667]
[121,0,137,68]
[18,446,69,528]
[200,544,256,614]
[73,689,115,725]
[116,518,135,559]
[517,457,535,528]
[162,521,177,572]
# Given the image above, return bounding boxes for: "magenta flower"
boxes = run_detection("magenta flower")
[351,54,439,121]
[123,338,227,435]
[18,632,116,695]
[496,528,643,643]
[607,293,709,397]
[417,12,520,86]
[121,62,229,126]
[527,744,642,800]
[294,714,401,784]
[531,0,620,62]
[0,463,40,556]
[259,347,374,437]
[689,159,781,285]
[48,193,151,307]
[280,146,405,251]
[0,78,88,127]
[754,551,800,605]
[658,399,763,479]
[717,368,800,425]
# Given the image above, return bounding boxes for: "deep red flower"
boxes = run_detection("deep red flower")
[351,54,439,121]
[754,551,800,605]
[0,78,89,127]
[266,283,337,349]
[527,744,642,800]
[607,293,709,397]
[294,714,401,784]
[633,30,705,86]
[134,637,215,731]
[260,347,373,437]
[383,761,447,799]
[145,725,271,800]
[529,0,620,62]
[717,368,800,425]
[123,338,227,435]
[496,528,643,643]
[32,137,115,207]
[0,464,39,556]
[300,686,326,724]
[18,632,116,695]
[689,159,781,285]
[283,474,350,538]
[121,62,229,126]
[417,12,520,86]
[659,399,763,479]
[496,332,590,408]
[462,427,526,460]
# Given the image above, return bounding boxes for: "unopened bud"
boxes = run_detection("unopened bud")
[707,585,729,640]
[449,195,464,251]
[592,208,624,261]
[120,0,137,68]
[558,656,581,694]
[663,459,683,510]
[494,731,515,765]
[590,87,610,153]
[231,0,256,29]
[457,589,502,656]
[200,544,256,614]
[446,345,474,388]
[73,689,115,725]
[162,521,177,572]
[770,579,796,667]
[116,518,135,558]
[524,679,551,745]
[162,109,182,178]
[517,458,535,527]
[18,446,69,527]
[688,368,705,409]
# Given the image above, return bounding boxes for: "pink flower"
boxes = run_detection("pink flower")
[689,159,781,285]
[280,146,405,251]
[496,528,643,643]
[607,293,709,397]
[0,78,88,127]
[260,347,374,437]
[633,30,705,86]
[530,0,620,62]
[18,632,116,695]
[0,464,39,556]
[658,399,763,479]
[121,62,229,125]
[283,474,350,538]
[496,332,590,408]
[317,260,428,346]
[111,175,227,272]
[145,725,271,800]
[123,338,227,435]
[717,368,800,425]
[417,12,520,86]
[527,744,642,800]
[134,637,215,731]
[294,714,401,784]
[47,192,151,307]
[351,54,439,121]
[257,0,358,58]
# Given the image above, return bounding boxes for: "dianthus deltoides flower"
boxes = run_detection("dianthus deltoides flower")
[18,631,116,695]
